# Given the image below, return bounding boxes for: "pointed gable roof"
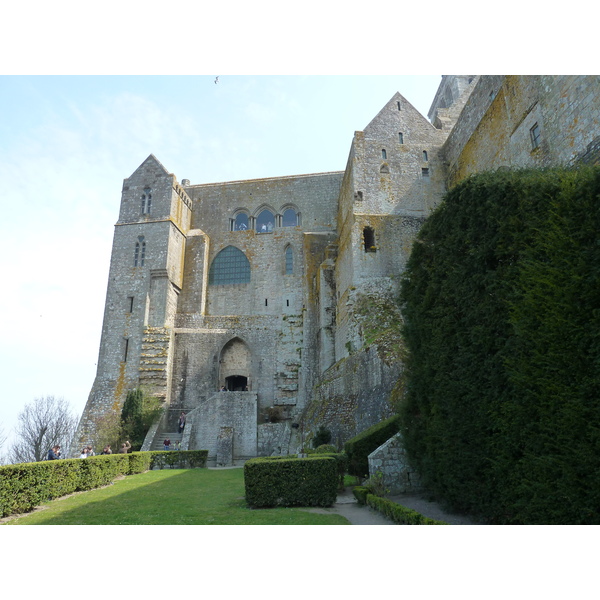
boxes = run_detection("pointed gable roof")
[363,91,436,135]
[129,154,172,178]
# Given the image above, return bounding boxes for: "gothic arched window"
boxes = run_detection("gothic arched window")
[256,209,274,232]
[209,246,251,285]
[282,208,298,227]
[233,212,249,231]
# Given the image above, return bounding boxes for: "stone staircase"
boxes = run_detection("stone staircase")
[150,431,183,451]
[139,327,172,401]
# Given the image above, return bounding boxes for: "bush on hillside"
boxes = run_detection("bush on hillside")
[312,426,332,448]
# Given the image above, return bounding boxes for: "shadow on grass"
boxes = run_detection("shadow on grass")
[7,468,349,525]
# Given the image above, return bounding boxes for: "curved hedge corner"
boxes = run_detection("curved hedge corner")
[344,415,401,478]
[244,456,338,508]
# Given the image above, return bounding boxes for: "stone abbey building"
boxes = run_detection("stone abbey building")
[73,76,600,463]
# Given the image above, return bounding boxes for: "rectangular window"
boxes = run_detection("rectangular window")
[422,168,430,178]
[530,123,541,150]
[398,132,404,144]
[123,338,129,362]
[127,296,134,312]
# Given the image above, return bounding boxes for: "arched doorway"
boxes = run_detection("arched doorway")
[219,338,251,391]
[225,375,248,391]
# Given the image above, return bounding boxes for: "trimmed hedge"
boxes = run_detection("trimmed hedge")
[352,487,446,524]
[344,415,401,478]
[366,495,447,525]
[244,456,338,508]
[0,450,207,518]
[150,450,208,470]
[400,166,600,524]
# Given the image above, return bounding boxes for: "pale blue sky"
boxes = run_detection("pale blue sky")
[0,75,443,455]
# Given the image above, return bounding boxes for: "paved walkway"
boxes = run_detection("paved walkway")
[210,465,478,525]
[308,488,478,525]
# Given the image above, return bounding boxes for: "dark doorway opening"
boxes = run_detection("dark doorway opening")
[226,375,248,391]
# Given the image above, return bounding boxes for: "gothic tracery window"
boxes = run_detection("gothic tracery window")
[209,246,251,285]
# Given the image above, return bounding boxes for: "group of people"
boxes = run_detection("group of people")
[79,445,95,458]
[46,440,132,460]
[44,412,187,460]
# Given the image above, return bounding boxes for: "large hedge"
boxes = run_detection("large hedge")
[0,450,206,518]
[244,456,338,507]
[399,166,600,524]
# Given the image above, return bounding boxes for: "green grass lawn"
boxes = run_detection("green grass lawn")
[3,467,350,525]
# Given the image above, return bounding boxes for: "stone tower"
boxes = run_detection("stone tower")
[72,155,191,452]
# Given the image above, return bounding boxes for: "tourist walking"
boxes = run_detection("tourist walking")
[163,438,171,451]
[178,412,186,434]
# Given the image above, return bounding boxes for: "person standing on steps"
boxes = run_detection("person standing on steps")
[164,438,171,451]
[178,412,186,434]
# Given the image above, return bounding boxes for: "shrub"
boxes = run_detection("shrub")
[150,450,208,470]
[308,451,347,490]
[244,456,338,508]
[312,426,332,448]
[0,455,130,518]
[0,450,207,519]
[344,415,401,478]
[364,470,389,497]
[314,444,337,454]
[352,485,370,505]
[366,495,446,525]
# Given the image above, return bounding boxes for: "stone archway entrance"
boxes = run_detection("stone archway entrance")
[219,338,251,391]
[225,375,248,391]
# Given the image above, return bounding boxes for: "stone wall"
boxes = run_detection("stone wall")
[302,341,401,449]
[443,75,600,187]
[368,433,423,494]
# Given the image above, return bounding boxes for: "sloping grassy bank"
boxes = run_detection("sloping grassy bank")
[3,468,348,525]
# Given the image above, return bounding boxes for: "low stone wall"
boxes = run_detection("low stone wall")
[368,433,423,494]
